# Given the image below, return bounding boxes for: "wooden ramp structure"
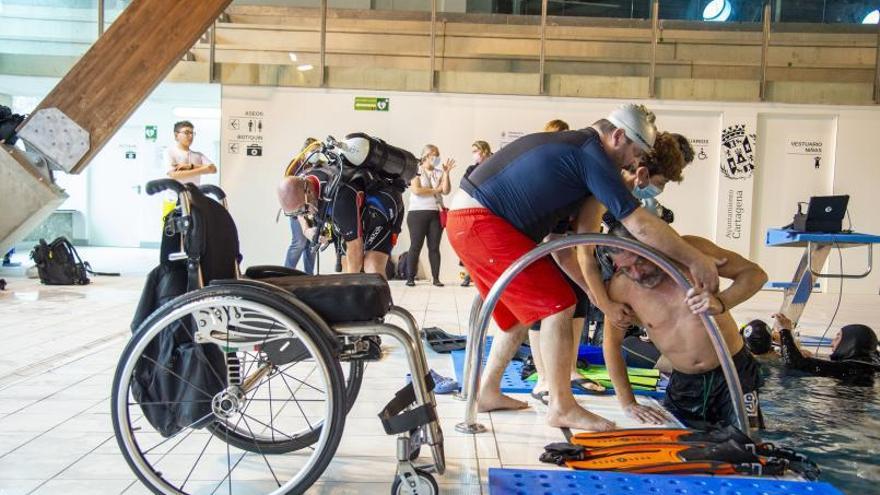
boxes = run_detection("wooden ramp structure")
[0,0,232,252]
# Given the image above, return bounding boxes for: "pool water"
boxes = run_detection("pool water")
[757,357,880,495]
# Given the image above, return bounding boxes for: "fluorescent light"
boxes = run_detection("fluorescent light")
[172,107,221,119]
[703,0,732,22]
[297,64,314,72]
[288,52,298,62]
[864,10,879,24]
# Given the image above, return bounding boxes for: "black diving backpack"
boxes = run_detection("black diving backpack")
[30,237,90,285]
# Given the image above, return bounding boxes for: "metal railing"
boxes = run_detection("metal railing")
[453,234,751,434]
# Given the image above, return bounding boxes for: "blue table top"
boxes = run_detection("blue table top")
[765,228,880,247]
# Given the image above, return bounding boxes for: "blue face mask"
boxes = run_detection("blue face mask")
[633,183,662,200]
[432,156,441,167]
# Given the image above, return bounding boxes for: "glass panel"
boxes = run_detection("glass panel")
[778,0,879,24]
[103,0,133,29]
[215,0,323,87]
[660,0,764,22]
[324,0,433,90]
[0,0,98,76]
[432,0,542,93]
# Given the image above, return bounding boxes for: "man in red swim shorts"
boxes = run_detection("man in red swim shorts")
[448,104,722,431]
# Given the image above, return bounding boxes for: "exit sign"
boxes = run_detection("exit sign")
[354,97,389,112]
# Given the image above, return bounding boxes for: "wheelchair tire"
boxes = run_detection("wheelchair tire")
[344,359,364,412]
[112,284,347,494]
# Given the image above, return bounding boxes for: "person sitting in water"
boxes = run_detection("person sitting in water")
[739,319,774,356]
[770,313,880,378]
[601,216,768,428]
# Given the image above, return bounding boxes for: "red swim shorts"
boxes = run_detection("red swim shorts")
[447,208,576,331]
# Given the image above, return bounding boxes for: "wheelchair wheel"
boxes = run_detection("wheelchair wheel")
[112,284,346,494]
[391,468,437,495]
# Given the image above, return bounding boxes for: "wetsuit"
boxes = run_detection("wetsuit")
[306,167,404,255]
[779,329,880,379]
[664,348,764,429]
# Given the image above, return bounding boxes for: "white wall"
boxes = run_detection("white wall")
[215,87,880,295]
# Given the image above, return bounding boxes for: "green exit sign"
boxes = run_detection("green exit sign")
[354,97,389,112]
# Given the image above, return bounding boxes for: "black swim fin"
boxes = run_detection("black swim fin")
[423,327,466,353]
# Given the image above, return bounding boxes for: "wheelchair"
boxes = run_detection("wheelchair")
[112,179,444,495]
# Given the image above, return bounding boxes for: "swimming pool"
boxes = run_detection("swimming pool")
[758,358,880,495]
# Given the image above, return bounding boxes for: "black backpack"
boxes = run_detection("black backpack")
[30,237,90,285]
[0,105,25,146]
[395,252,409,280]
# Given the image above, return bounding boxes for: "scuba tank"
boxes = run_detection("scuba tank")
[337,133,418,183]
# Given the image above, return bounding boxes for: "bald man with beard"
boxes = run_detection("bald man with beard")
[277,168,404,278]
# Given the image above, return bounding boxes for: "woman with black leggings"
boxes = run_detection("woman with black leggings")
[406,144,454,286]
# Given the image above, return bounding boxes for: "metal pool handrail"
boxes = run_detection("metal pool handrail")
[454,234,750,434]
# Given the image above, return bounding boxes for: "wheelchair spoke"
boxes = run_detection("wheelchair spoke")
[277,367,325,395]
[138,354,215,399]
[268,368,275,443]
[140,410,214,455]
[180,427,215,491]
[240,415,282,487]
[128,399,213,406]
[278,370,316,432]
[238,411,298,441]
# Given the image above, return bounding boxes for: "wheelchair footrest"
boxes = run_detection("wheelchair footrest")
[379,373,437,436]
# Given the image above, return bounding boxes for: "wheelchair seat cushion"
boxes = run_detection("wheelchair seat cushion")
[258,273,392,323]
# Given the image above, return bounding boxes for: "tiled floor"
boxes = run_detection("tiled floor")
[1,247,877,494]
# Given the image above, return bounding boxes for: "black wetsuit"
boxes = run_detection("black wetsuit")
[664,348,764,429]
[779,328,880,379]
[306,167,404,255]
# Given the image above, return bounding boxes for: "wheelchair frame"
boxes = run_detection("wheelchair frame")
[113,179,445,495]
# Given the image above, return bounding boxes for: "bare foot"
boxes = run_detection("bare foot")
[477,390,529,412]
[547,403,616,431]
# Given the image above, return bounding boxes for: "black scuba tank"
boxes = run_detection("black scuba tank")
[339,133,419,183]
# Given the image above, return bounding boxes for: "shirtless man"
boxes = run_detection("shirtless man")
[601,217,768,428]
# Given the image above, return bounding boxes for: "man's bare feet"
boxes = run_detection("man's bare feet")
[546,403,616,431]
[477,390,529,412]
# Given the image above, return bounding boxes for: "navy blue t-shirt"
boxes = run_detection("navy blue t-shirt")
[461,128,639,242]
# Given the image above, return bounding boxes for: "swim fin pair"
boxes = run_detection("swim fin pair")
[541,426,819,480]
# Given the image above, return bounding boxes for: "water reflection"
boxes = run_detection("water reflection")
[759,357,880,493]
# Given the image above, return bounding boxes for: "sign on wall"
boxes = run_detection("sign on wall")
[499,130,526,149]
[785,137,824,169]
[226,110,264,158]
[715,117,758,254]
[354,97,389,112]
[144,125,157,142]
[689,137,711,161]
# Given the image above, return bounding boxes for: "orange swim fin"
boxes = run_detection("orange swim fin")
[570,426,753,449]
[563,439,775,475]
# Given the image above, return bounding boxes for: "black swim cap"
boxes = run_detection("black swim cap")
[830,324,879,362]
[741,319,772,355]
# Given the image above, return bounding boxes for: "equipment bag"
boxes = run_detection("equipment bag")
[0,105,25,146]
[30,237,90,285]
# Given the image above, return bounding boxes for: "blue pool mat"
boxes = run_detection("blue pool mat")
[450,337,665,399]
[489,468,844,495]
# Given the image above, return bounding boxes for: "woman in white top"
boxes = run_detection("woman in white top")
[165,121,216,186]
[405,144,454,286]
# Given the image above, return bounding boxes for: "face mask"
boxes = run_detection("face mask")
[473,153,482,163]
[432,156,441,167]
[633,183,662,200]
